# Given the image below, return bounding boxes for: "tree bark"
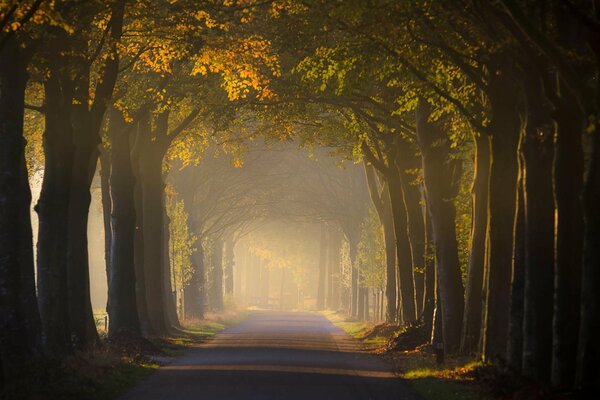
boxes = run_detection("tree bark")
[520,75,555,383]
[507,172,525,371]
[482,56,521,362]
[551,89,584,387]
[107,110,140,336]
[36,65,75,354]
[0,36,41,378]
[423,204,436,335]
[461,133,491,354]
[210,238,224,311]
[184,238,205,320]
[396,148,426,319]
[364,163,397,322]
[224,236,235,296]
[576,125,600,390]
[316,224,327,310]
[416,99,464,353]
[387,171,417,324]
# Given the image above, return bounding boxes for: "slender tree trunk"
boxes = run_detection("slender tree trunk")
[329,226,341,310]
[317,224,327,310]
[551,92,584,387]
[211,238,224,311]
[107,111,140,336]
[461,133,491,354]
[576,124,600,390]
[416,99,465,353]
[507,173,525,371]
[36,67,75,354]
[423,204,435,334]
[521,75,555,382]
[224,236,235,296]
[184,239,205,320]
[162,208,179,330]
[483,57,521,362]
[0,37,41,378]
[364,163,397,322]
[387,172,417,324]
[349,237,359,317]
[396,148,426,318]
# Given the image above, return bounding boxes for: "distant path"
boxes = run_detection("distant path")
[118,311,422,400]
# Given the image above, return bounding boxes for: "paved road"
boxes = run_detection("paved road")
[119,311,421,400]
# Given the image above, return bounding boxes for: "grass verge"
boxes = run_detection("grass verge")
[2,311,246,400]
[321,311,491,400]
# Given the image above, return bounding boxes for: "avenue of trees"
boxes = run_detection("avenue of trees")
[1,0,599,395]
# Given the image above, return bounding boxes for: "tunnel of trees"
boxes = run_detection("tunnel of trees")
[1,0,600,395]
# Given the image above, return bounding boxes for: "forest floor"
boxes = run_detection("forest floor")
[322,311,491,400]
[2,311,246,400]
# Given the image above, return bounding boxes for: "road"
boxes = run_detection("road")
[118,311,422,400]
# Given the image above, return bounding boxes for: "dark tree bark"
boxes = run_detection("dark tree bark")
[461,133,491,354]
[316,224,327,310]
[387,171,417,324]
[396,147,426,319]
[423,204,436,335]
[520,74,555,383]
[131,121,152,335]
[364,163,397,323]
[507,172,525,371]
[0,36,41,378]
[36,64,75,355]
[107,109,140,336]
[551,88,584,387]
[416,99,464,353]
[162,208,179,330]
[482,56,521,362]
[576,125,600,390]
[61,1,124,349]
[348,236,359,317]
[137,143,169,335]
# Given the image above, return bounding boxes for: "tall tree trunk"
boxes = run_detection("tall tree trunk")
[576,124,600,390]
[66,109,100,349]
[396,147,426,319]
[107,110,140,336]
[137,144,169,335]
[482,57,521,362]
[364,163,397,322]
[551,90,584,387]
[162,208,179,330]
[423,204,436,334]
[416,99,464,353]
[224,236,235,296]
[0,37,41,378]
[184,239,205,320]
[329,226,341,310]
[461,133,491,354]
[387,171,417,324]
[348,237,359,317]
[507,173,525,371]
[36,67,75,354]
[521,75,555,382]
[316,224,327,310]
[131,141,152,335]
[210,238,224,311]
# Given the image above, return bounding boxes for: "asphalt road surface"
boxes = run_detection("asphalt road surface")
[118,311,422,400]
